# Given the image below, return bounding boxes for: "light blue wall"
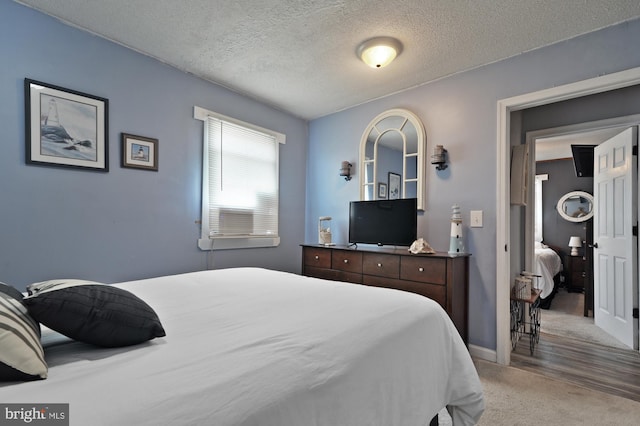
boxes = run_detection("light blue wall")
[0,2,307,290]
[306,19,640,350]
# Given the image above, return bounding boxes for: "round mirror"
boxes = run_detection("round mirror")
[556,191,594,222]
[359,108,426,210]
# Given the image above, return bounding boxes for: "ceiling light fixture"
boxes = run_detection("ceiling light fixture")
[357,37,403,68]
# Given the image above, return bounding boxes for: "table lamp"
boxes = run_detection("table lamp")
[568,236,582,256]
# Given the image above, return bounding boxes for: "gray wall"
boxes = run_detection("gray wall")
[536,159,593,258]
[306,18,640,350]
[0,2,308,290]
[522,84,640,267]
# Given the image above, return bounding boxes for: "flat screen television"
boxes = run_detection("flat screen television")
[571,144,595,177]
[349,198,417,247]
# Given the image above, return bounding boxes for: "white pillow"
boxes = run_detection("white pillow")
[0,282,47,381]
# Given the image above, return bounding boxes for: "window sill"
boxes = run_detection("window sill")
[198,236,280,251]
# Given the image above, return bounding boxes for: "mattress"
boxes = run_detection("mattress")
[0,268,484,425]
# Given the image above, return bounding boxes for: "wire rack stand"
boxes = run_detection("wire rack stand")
[510,273,542,355]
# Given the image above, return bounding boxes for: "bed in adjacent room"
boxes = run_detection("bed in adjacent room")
[534,242,563,308]
[1,268,484,426]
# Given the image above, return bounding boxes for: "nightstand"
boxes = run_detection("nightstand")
[565,255,586,293]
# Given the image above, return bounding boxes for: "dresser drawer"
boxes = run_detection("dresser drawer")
[363,275,446,307]
[363,253,400,279]
[305,266,362,284]
[303,247,331,269]
[572,272,586,282]
[331,250,363,273]
[400,257,446,285]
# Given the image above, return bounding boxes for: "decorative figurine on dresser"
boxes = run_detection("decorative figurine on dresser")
[449,204,465,255]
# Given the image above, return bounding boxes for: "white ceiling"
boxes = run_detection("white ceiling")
[15,0,640,120]
[535,127,627,161]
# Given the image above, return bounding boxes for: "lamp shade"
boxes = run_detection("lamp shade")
[357,37,402,68]
[568,236,582,248]
[568,236,582,256]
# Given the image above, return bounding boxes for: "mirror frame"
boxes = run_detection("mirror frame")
[358,108,426,210]
[556,190,594,222]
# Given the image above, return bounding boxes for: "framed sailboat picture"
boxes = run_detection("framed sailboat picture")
[24,79,109,171]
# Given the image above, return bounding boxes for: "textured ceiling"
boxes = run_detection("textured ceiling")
[15,0,640,120]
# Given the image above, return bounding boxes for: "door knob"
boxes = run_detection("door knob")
[589,242,599,249]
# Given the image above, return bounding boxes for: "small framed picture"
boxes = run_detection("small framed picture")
[25,79,108,171]
[378,182,387,199]
[121,133,158,171]
[388,172,401,200]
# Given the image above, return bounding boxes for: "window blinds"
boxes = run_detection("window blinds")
[205,116,279,238]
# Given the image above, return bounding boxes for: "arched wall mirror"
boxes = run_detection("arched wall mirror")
[359,108,426,210]
[556,190,594,222]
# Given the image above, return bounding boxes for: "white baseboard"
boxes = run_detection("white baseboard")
[469,344,497,363]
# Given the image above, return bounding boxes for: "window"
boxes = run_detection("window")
[534,174,548,243]
[195,106,285,250]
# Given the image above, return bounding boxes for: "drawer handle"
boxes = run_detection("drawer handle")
[418,267,424,272]
[377,263,382,268]
[343,259,349,264]
[314,255,319,260]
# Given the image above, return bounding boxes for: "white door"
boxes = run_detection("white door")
[593,127,638,349]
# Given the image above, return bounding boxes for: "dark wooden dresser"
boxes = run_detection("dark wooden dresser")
[301,244,470,343]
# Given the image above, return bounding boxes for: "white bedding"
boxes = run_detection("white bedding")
[0,268,484,425]
[534,244,563,298]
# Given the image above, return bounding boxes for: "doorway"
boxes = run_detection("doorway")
[528,123,636,350]
[496,67,640,365]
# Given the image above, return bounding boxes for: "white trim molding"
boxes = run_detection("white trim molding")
[496,67,640,365]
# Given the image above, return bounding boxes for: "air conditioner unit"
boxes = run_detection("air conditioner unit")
[217,209,254,235]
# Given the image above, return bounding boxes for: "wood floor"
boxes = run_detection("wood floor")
[511,331,640,402]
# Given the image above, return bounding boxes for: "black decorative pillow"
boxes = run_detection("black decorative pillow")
[0,282,47,381]
[24,280,166,348]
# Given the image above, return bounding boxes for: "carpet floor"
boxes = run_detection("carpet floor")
[438,289,638,425]
[541,289,629,349]
[439,359,640,425]
[474,358,640,425]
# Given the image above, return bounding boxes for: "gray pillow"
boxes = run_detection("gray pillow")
[0,282,47,381]
[24,280,166,348]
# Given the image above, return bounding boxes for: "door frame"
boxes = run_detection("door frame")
[524,117,640,274]
[496,67,640,365]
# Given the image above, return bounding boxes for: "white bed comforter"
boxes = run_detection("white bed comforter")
[534,245,563,298]
[1,268,484,426]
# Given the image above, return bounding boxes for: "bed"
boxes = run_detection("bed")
[534,242,563,306]
[1,267,484,425]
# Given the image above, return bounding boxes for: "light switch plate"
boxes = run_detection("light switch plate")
[470,210,483,227]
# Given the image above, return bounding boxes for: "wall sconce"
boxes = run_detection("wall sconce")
[339,161,352,181]
[568,236,582,256]
[431,145,448,170]
[357,37,403,68]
